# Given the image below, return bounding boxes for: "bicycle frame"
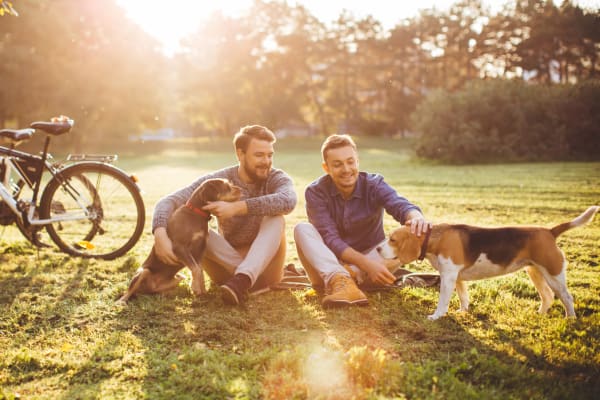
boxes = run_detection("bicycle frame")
[0,139,99,227]
[1,119,144,259]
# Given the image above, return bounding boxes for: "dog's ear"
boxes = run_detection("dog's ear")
[190,179,225,206]
[391,228,421,264]
[217,180,241,202]
[190,178,240,206]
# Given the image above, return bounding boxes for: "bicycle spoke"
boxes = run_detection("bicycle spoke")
[40,163,145,259]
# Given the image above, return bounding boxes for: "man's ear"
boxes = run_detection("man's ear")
[322,161,329,174]
[236,148,244,162]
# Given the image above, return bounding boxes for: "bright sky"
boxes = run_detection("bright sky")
[117,0,600,55]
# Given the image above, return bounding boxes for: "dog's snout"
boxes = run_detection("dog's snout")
[377,240,397,259]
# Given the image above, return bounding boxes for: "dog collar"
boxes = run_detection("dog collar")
[185,202,211,219]
[418,227,432,261]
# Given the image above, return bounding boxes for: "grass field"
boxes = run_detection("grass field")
[1,137,599,399]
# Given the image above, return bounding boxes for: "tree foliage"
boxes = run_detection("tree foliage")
[1,0,599,160]
[0,0,166,150]
[412,79,600,162]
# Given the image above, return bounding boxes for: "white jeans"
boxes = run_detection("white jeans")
[202,215,286,290]
[293,222,383,287]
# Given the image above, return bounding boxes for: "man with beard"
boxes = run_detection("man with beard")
[294,134,430,308]
[152,125,297,305]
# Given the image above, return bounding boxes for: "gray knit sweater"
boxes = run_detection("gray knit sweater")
[152,166,297,247]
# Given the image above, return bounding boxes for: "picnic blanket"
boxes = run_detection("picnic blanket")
[269,264,440,291]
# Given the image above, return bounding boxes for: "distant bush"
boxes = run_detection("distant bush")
[411,80,600,163]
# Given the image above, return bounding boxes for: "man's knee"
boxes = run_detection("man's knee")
[294,222,315,242]
[261,215,285,232]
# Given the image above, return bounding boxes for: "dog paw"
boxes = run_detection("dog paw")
[115,298,128,306]
[427,313,443,320]
[191,286,207,297]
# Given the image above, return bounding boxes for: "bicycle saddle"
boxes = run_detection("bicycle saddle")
[0,128,34,141]
[30,120,73,135]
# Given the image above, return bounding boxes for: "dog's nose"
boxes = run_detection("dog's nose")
[376,246,382,252]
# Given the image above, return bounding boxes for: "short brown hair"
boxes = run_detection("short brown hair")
[321,134,357,162]
[233,125,276,152]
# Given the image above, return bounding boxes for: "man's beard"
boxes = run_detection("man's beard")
[243,161,270,183]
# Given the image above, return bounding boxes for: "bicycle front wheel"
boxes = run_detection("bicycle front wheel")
[39,162,145,259]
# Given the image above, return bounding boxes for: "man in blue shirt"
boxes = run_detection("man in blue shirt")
[294,134,431,307]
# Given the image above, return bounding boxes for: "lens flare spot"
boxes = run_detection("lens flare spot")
[303,347,350,397]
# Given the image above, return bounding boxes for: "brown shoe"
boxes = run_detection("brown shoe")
[221,273,251,305]
[322,273,368,308]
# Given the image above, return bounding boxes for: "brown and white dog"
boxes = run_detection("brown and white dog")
[117,178,241,304]
[377,206,599,320]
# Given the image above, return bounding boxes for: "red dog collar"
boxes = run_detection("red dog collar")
[185,202,211,219]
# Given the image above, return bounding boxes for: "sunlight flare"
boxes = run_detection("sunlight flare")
[117,0,252,55]
[303,346,350,397]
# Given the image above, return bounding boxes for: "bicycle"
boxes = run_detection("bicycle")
[0,116,145,260]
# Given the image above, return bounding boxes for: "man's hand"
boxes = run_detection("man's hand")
[363,258,396,286]
[203,200,247,219]
[405,211,432,237]
[153,227,180,266]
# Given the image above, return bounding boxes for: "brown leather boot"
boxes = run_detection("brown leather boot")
[322,273,368,308]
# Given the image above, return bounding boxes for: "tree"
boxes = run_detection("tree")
[515,0,563,82]
[380,23,424,136]
[476,4,528,78]
[554,1,600,81]
[0,0,166,150]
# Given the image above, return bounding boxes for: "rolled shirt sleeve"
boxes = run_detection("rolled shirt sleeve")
[373,175,422,224]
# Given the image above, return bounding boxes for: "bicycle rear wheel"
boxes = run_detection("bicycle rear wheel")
[39,162,145,259]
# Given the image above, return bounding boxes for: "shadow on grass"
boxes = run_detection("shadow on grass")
[2,247,598,399]
[100,281,600,399]
[109,284,325,399]
[366,286,600,399]
[0,244,90,322]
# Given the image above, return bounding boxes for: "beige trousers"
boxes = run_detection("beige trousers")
[201,215,286,291]
[294,222,384,288]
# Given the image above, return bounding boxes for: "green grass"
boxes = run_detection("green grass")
[1,137,599,399]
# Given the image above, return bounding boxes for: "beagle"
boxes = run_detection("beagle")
[117,178,241,303]
[378,206,598,320]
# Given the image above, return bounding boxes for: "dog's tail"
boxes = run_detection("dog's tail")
[551,206,599,238]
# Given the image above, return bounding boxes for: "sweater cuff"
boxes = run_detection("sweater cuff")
[245,198,259,215]
[152,215,169,233]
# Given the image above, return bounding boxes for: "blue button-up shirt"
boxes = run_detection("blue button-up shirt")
[305,172,421,258]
